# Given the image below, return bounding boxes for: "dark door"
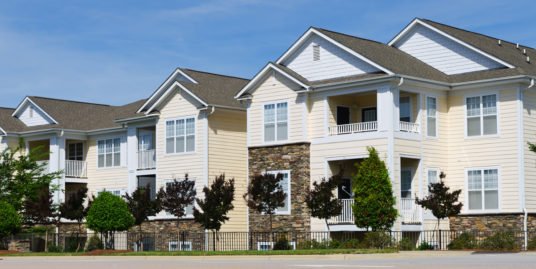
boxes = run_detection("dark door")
[362,108,377,122]
[337,106,350,125]
[337,178,352,199]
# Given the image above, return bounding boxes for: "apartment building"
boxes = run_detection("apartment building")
[0,68,249,233]
[235,18,536,234]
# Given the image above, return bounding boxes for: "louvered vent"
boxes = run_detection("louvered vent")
[313,44,320,61]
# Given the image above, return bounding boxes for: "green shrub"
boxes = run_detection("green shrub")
[86,235,104,252]
[47,244,63,253]
[328,239,341,249]
[417,241,435,250]
[338,239,361,249]
[273,237,292,250]
[480,231,518,251]
[527,236,536,250]
[297,239,326,249]
[0,201,21,238]
[363,232,392,249]
[398,237,415,250]
[64,236,87,252]
[448,232,476,250]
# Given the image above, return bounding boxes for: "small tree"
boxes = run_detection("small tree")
[59,186,88,252]
[306,173,343,232]
[23,185,57,226]
[0,201,21,249]
[194,174,235,251]
[157,175,196,228]
[416,172,463,230]
[352,147,397,231]
[243,173,286,233]
[86,192,135,249]
[124,185,161,251]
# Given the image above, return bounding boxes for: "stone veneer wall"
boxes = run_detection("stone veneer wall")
[248,143,311,233]
[449,214,536,232]
[127,219,205,251]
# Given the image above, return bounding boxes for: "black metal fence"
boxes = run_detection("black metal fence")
[2,230,535,252]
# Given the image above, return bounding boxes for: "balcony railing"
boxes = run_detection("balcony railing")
[327,199,354,224]
[400,198,422,224]
[65,160,87,178]
[399,121,420,133]
[328,121,378,136]
[138,149,156,170]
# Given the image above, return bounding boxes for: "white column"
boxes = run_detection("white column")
[127,126,138,194]
[376,86,398,132]
[49,136,66,204]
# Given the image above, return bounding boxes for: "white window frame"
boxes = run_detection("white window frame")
[464,93,499,138]
[165,116,196,155]
[465,167,501,213]
[426,96,438,138]
[267,170,291,215]
[262,101,289,144]
[169,240,192,251]
[97,137,121,168]
[257,241,296,251]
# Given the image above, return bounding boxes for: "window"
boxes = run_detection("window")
[257,241,296,251]
[466,94,497,136]
[399,96,411,122]
[427,97,437,137]
[264,102,288,142]
[427,169,438,194]
[166,117,195,154]
[400,170,412,198]
[468,169,499,210]
[313,44,320,61]
[68,142,84,161]
[169,241,192,251]
[97,138,121,168]
[267,170,291,214]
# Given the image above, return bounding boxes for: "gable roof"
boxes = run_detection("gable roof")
[12,97,59,125]
[0,97,146,134]
[142,68,249,114]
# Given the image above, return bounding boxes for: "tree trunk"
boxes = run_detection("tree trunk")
[45,230,49,252]
[437,218,441,250]
[76,222,82,252]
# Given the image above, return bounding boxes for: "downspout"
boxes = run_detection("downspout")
[204,106,214,251]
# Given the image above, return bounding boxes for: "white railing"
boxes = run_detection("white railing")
[328,121,378,136]
[36,160,49,174]
[400,198,422,224]
[138,149,156,170]
[399,121,420,133]
[328,199,354,224]
[65,160,87,178]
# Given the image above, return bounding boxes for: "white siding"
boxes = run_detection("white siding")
[282,34,379,81]
[524,89,536,211]
[17,103,54,127]
[394,24,503,75]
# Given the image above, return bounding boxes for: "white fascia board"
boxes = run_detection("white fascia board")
[388,19,514,69]
[0,126,6,136]
[234,63,309,99]
[137,68,199,114]
[11,97,59,124]
[275,28,393,75]
[145,81,207,115]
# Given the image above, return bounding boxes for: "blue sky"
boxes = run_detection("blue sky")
[1,0,535,108]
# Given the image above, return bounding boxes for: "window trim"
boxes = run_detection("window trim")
[267,170,291,215]
[262,100,290,145]
[426,96,438,138]
[464,93,500,138]
[464,167,501,213]
[165,116,196,155]
[169,241,192,251]
[96,137,122,169]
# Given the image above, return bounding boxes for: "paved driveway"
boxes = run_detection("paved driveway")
[2,251,536,269]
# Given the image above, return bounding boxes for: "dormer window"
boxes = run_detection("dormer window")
[313,44,320,61]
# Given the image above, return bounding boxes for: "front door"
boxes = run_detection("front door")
[362,108,377,122]
[337,106,350,125]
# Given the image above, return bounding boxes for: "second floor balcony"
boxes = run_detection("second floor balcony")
[138,149,156,170]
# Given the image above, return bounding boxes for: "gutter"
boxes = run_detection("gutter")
[114,114,159,124]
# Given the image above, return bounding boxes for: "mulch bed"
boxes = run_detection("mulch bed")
[0,250,20,255]
[82,249,132,256]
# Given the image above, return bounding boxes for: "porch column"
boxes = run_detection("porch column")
[376,86,398,132]
[49,136,66,204]
[127,126,138,194]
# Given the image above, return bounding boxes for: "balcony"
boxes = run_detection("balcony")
[65,160,87,178]
[138,149,156,170]
[328,199,355,225]
[328,121,377,136]
[399,121,420,133]
[400,198,422,224]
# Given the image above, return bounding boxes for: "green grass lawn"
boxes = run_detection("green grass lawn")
[0,248,397,257]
